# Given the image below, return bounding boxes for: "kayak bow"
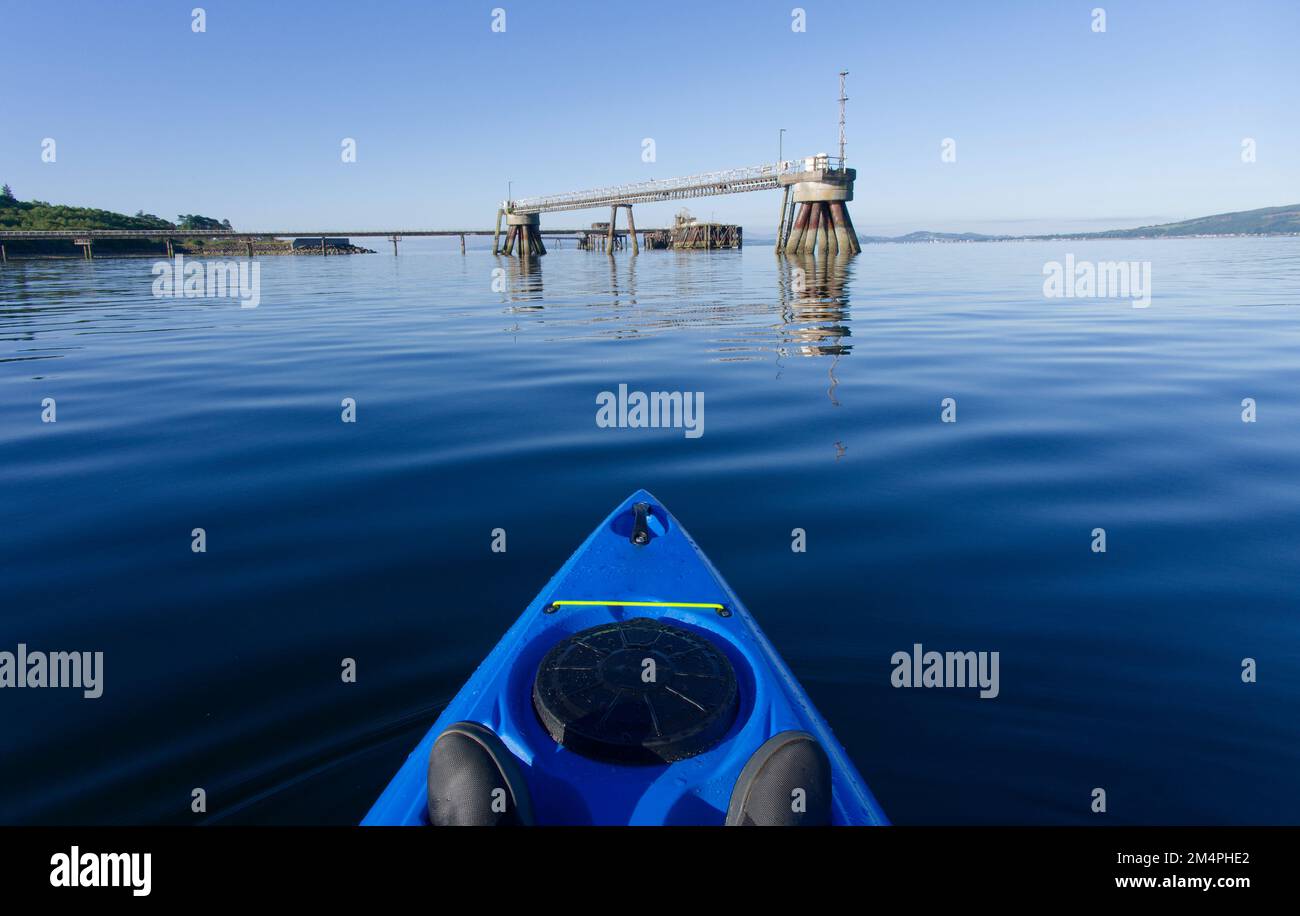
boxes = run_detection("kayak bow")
[363,489,887,826]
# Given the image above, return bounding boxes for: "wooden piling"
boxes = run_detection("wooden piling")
[460,234,466,254]
[492,209,504,254]
[607,206,617,253]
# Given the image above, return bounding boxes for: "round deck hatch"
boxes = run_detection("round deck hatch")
[533,618,738,763]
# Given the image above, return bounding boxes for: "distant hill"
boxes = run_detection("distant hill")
[857,204,1300,244]
[1048,204,1300,240]
[859,230,1013,243]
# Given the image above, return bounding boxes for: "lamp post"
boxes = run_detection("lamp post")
[778,128,786,167]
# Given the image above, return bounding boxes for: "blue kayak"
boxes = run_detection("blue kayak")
[363,489,888,826]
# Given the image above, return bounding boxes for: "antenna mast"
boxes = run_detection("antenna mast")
[838,70,849,163]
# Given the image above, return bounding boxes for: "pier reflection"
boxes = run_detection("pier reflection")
[608,251,638,308]
[483,247,856,364]
[499,253,544,306]
[775,252,854,358]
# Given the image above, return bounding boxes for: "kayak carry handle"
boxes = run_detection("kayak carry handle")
[631,502,652,546]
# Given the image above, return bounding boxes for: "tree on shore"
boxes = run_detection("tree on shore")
[0,184,15,203]
[177,214,234,231]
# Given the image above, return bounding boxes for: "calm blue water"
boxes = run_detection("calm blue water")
[2,238,1298,824]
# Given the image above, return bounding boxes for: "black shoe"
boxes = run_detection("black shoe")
[725,731,832,826]
[426,721,534,826]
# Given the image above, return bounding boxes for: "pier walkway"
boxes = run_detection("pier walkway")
[510,162,797,215]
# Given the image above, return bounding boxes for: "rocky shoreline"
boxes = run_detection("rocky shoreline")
[0,238,377,260]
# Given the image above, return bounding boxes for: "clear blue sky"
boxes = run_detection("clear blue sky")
[2,0,1295,234]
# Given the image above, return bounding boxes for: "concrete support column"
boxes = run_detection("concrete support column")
[829,202,858,255]
[785,170,857,256]
[823,204,839,257]
[625,206,638,254]
[506,212,540,259]
[777,185,791,249]
[807,204,822,256]
[840,203,861,255]
[784,202,810,255]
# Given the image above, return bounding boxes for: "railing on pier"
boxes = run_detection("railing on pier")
[510,156,847,214]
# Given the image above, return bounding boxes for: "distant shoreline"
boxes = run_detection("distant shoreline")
[0,239,377,261]
[853,232,1300,245]
[851,203,1300,244]
[0,192,378,260]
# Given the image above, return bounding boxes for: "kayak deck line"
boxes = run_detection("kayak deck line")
[545,599,733,618]
[546,600,725,610]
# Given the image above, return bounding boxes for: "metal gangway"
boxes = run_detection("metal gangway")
[509,157,844,214]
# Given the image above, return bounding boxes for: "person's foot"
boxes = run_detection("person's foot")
[726,731,832,826]
[426,721,534,826]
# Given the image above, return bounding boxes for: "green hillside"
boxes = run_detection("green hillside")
[0,185,229,232]
[1074,204,1300,239]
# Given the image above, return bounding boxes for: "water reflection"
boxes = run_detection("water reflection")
[775,252,853,358]
[486,248,857,362]
[498,253,544,307]
[609,251,638,307]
